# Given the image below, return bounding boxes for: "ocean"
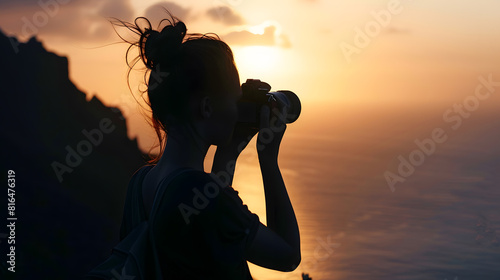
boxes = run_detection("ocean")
[217,101,500,280]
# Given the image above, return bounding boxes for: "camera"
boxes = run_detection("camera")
[237,79,301,128]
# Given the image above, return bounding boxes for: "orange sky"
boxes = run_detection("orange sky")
[1,0,500,151]
[2,1,500,279]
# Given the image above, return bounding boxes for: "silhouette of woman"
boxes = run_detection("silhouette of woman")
[112,11,300,279]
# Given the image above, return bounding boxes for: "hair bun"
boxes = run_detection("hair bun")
[143,29,160,68]
[143,21,187,69]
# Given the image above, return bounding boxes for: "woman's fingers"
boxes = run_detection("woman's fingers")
[259,105,271,130]
[274,104,288,130]
[257,104,287,157]
[259,104,289,135]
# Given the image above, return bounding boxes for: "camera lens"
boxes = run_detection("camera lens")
[237,79,301,128]
[269,90,301,124]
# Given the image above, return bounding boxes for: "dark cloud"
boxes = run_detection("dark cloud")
[0,0,87,9]
[223,25,291,48]
[99,0,134,21]
[0,0,135,42]
[206,6,245,26]
[143,2,190,28]
[0,0,106,13]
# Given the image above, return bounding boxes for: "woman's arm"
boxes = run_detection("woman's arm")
[247,105,301,270]
[255,151,301,265]
[211,122,257,185]
[212,105,301,271]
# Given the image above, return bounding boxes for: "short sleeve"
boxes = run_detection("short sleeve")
[187,173,260,277]
[213,185,260,251]
[153,170,259,279]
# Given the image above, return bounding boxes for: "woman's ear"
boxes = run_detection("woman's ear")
[199,96,213,119]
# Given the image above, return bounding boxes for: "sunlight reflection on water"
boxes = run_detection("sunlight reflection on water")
[227,108,500,280]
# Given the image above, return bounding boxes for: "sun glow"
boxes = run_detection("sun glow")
[233,46,281,79]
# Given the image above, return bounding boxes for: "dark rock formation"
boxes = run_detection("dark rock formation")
[0,28,147,279]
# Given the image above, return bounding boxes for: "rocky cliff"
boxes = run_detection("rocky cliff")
[0,28,147,279]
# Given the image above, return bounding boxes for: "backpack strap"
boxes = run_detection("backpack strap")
[146,167,194,279]
[149,167,194,222]
[120,165,155,240]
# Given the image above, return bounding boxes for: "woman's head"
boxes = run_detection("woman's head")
[111,12,241,162]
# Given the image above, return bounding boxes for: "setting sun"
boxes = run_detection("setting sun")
[2,0,500,279]
[233,46,281,79]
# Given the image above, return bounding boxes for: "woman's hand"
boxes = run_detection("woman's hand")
[257,104,287,160]
[212,101,288,180]
[216,122,259,158]
[212,121,259,182]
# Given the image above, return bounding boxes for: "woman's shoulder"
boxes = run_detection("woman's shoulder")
[129,165,155,185]
[166,169,227,187]
[165,169,258,230]
[162,169,243,209]
[166,169,231,201]
[133,166,230,196]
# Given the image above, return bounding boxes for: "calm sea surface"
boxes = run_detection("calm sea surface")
[222,103,500,280]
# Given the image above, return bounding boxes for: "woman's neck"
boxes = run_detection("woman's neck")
[157,123,210,172]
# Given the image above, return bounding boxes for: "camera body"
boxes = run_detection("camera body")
[237,79,301,128]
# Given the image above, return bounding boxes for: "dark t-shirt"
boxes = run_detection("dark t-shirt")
[119,166,260,279]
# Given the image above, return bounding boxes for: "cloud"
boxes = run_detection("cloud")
[0,0,290,48]
[0,0,132,18]
[223,24,291,48]
[206,6,245,26]
[278,33,292,48]
[99,0,134,21]
[0,0,86,9]
[0,0,135,42]
[143,2,190,28]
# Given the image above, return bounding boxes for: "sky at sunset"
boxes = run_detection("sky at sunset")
[3,1,500,279]
[2,0,500,151]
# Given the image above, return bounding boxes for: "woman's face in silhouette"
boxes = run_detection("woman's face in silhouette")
[206,68,242,145]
